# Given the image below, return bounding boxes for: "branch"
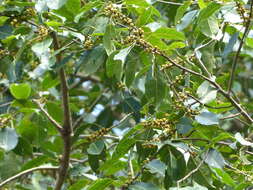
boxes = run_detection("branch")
[52,32,73,190]
[80,134,120,140]
[70,74,100,89]
[161,53,253,123]
[0,166,59,188]
[177,151,208,185]
[33,100,62,132]
[228,0,253,93]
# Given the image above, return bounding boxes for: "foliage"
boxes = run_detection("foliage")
[0,0,253,189]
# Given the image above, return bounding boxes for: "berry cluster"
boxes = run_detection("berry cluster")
[121,177,136,189]
[37,25,49,41]
[0,115,12,129]
[83,35,93,50]
[10,8,36,27]
[160,62,173,71]
[104,3,134,27]
[87,127,111,142]
[116,82,126,90]
[235,1,247,22]
[0,49,9,58]
[142,118,172,131]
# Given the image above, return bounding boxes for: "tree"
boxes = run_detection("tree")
[0,0,253,189]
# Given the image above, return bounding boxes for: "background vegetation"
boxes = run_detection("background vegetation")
[0,0,253,189]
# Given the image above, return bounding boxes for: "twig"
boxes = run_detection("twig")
[220,113,241,120]
[186,94,233,110]
[0,166,59,188]
[0,101,12,107]
[33,100,63,132]
[177,151,208,185]
[155,0,183,5]
[52,32,73,190]
[228,0,253,93]
[80,134,120,140]
[160,53,253,123]
[70,75,100,89]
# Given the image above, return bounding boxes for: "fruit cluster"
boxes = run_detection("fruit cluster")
[10,8,36,27]
[235,1,247,22]
[37,25,49,41]
[0,115,12,129]
[104,3,134,27]
[0,49,9,58]
[83,35,93,50]
[142,118,172,130]
[87,127,111,142]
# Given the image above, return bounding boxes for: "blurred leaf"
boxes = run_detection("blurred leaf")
[103,24,116,55]
[10,83,31,100]
[87,178,113,190]
[129,182,160,190]
[175,1,191,25]
[87,140,105,155]
[176,117,193,134]
[195,111,219,125]
[145,159,166,177]
[0,127,18,151]
[69,179,88,190]
[197,2,222,24]
[205,149,226,169]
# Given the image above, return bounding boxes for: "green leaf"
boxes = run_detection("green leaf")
[175,1,191,25]
[213,168,236,187]
[197,2,222,24]
[31,38,53,55]
[114,46,134,64]
[170,182,208,189]
[129,182,160,190]
[10,83,31,100]
[145,159,166,177]
[103,24,116,55]
[197,81,217,104]
[112,138,136,160]
[222,32,239,58]
[106,51,123,80]
[81,45,106,75]
[199,15,219,38]
[87,178,113,190]
[0,127,18,151]
[195,111,219,125]
[69,179,89,190]
[0,25,12,39]
[205,149,226,169]
[137,6,160,26]
[65,0,81,14]
[176,117,193,134]
[46,0,67,9]
[87,140,105,155]
[151,27,185,41]
[0,16,9,27]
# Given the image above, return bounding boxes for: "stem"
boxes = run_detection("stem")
[228,0,253,93]
[0,166,59,188]
[52,32,73,190]
[161,53,253,123]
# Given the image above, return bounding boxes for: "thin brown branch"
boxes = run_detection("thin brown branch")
[228,0,253,93]
[220,113,241,120]
[177,151,208,185]
[52,32,73,190]
[33,100,63,132]
[0,166,59,188]
[161,53,253,123]
[80,134,120,140]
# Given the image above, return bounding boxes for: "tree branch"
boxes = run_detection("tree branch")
[0,166,59,188]
[33,100,63,132]
[161,53,253,123]
[52,32,73,190]
[228,0,253,93]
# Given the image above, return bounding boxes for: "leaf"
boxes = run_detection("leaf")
[151,27,185,41]
[0,127,18,151]
[197,2,222,24]
[129,182,160,190]
[175,1,191,25]
[199,15,220,39]
[69,179,88,190]
[31,38,53,55]
[87,140,105,155]
[0,25,12,39]
[46,0,67,10]
[197,81,217,104]
[177,10,198,31]
[145,159,166,177]
[103,24,116,55]
[137,6,160,26]
[81,46,106,75]
[213,168,236,187]
[0,16,9,27]
[114,46,133,64]
[87,178,113,190]
[106,51,123,80]
[176,117,193,134]
[10,83,31,100]
[195,111,219,125]
[222,32,239,59]
[235,133,253,147]
[112,138,136,160]
[170,182,208,189]
[65,0,81,14]
[205,149,226,169]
